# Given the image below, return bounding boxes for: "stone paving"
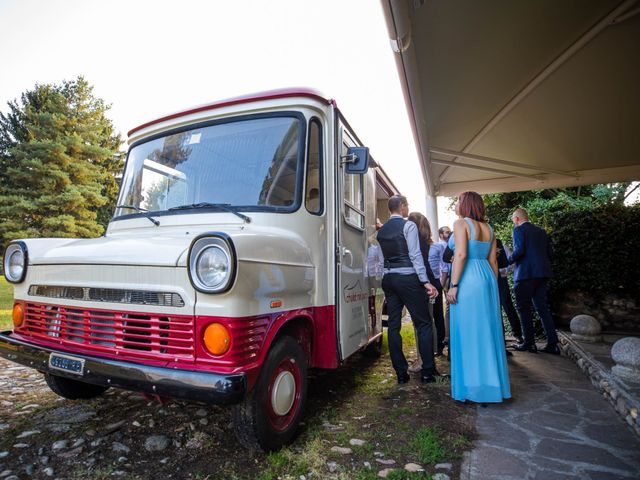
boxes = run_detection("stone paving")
[460,345,640,479]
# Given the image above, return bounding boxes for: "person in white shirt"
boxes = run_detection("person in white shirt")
[378,195,439,384]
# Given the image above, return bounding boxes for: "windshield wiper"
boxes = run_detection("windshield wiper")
[168,202,251,223]
[116,204,160,226]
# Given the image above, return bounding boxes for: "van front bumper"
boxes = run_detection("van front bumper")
[0,332,246,405]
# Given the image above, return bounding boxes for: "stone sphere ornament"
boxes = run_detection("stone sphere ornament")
[611,337,640,383]
[570,314,603,342]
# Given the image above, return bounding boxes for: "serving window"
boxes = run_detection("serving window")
[305,118,323,215]
[342,134,364,229]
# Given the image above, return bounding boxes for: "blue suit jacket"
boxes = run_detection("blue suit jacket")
[508,222,553,281]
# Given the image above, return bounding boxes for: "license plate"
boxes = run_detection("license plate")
[49,353,85,376]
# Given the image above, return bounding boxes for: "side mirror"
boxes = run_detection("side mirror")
[344,146,370,174]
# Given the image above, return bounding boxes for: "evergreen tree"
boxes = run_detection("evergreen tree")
[0,77,123,248]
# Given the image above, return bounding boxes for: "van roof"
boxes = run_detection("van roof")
[127,88,335,137]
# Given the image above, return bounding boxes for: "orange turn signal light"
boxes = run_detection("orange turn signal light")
[203,323,231,356]
[12,303,24,328]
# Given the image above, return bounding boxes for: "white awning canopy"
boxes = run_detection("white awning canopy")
[380,0,640,196]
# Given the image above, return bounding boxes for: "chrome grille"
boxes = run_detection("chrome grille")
[28,285,185,307]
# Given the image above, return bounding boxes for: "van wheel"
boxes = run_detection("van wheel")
[232,336,307,451]
[45,373,109,400]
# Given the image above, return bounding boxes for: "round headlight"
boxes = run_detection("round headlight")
[188,235,236,293]
[4,243,27,283]
[196,246,230,289]
[9,250,24,278]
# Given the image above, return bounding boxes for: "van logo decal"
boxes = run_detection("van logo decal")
[343,280,367,303]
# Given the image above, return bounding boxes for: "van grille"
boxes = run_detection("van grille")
[20,302,194,361]
[28,285,185,308]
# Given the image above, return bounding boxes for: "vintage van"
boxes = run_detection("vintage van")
[0,88,399,451]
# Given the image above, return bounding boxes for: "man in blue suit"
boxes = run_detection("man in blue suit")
[508,208,560,354]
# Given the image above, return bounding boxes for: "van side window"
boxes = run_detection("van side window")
[342,138,364,229]
[305,119,322,214]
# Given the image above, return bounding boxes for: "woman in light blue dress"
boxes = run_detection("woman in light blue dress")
[446,192,511,403]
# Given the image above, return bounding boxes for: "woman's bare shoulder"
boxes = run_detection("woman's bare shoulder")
[453,218,470,240]
[453,218,466,228]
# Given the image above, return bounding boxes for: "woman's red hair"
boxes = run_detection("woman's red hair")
[457,191,486,221]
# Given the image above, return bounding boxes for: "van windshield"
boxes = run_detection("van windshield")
[115,115,303,219]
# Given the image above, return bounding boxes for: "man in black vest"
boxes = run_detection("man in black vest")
[378,195,439,384]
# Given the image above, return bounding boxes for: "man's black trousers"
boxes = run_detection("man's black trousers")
[432,284,445,354]
[514,277,558,347]
[382,273,436,377]
[498,276,522,339]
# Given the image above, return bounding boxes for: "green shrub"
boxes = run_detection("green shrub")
[487,191,640,296]
[485,188,639,328]
[544,203,640,295]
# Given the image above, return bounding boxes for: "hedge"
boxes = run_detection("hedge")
[544,203,640,296]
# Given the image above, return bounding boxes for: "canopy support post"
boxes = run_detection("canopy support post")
[425,194,439,241]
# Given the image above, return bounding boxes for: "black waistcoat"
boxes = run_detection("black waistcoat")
[377,217,413,268]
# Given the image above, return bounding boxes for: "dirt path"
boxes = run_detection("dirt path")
[0,336,475,480]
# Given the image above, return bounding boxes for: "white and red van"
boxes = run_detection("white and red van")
[1,88,398,450]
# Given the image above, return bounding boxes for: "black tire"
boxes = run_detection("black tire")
[232,336,307,451]
[45,373,109,400]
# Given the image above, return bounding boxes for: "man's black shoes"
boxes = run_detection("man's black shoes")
[420,374,437,384]
[514,343,538,353]
[541,344,561,355]
[398,372,449,384]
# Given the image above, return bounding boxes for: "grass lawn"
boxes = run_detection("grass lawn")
[0,277,13,330]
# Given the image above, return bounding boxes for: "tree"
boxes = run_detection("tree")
[0,77,123,247]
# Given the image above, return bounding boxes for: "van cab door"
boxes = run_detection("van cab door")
[336,124,370,360]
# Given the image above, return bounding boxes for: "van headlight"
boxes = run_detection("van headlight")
[4,242,28,284]
[188,235,236,293]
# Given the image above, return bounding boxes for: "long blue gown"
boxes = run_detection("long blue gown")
[449,218,511,403]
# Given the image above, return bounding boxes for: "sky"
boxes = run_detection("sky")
[0,0,458,228]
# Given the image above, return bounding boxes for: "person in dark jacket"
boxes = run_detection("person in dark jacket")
[508,208,559,354]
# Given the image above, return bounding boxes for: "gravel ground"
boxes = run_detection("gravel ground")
[0,336,475,480]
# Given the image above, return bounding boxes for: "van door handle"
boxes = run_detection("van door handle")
[342,248,353,266]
